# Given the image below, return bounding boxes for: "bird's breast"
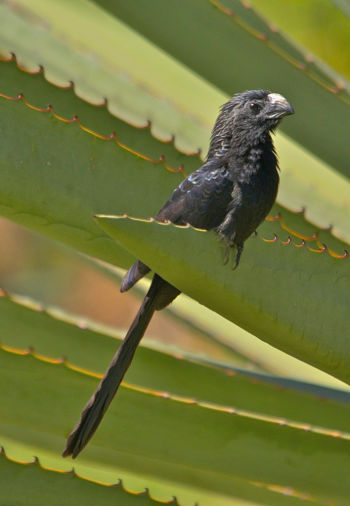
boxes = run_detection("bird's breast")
[233,164,279,243]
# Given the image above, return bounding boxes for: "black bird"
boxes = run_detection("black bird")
[63,89,294,458]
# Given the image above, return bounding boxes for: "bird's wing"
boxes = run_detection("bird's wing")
[121,163,235,293]
[156,163,234,230]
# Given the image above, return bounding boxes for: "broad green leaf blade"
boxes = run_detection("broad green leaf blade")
[2,290,350,428]
[96,215,350,384]
[97,0,350,178]
[1,348,350,505]
[105,265,350,389]
[0,450,174,506]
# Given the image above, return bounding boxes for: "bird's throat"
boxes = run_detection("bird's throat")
[228,131,276,182]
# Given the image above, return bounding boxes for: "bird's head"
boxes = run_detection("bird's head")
[226,89,294,132]
[208,89,294,159]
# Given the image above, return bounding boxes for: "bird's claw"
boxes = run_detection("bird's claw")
[232,243,243,270]
[221,241,243,270]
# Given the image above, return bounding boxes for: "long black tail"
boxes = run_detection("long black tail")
[62,274,179,458]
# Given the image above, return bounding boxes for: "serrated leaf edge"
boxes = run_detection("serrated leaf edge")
[1,342,349,441]
[96,214,350,261]
[0,447,179,504]
[210,0,350,102]
[0,84,186,177]
[0,52,201,160]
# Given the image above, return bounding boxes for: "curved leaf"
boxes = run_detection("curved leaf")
[103,264,350,389]
[96,215,350,384]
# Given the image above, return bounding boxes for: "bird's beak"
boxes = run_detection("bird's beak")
[267,93,294,119]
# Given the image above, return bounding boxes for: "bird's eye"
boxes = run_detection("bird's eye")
[250,102,261,114]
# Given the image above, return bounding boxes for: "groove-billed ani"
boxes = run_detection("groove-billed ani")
[63,89,294,458]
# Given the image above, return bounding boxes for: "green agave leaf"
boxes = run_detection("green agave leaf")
[103,264,349,390]
[1,348,350,505]
[1,4,350,247]
[97,0,350,178]
[249,0,350,82]
[0,449,174,506]
[2,290,350,427]
[96,215,350,385]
